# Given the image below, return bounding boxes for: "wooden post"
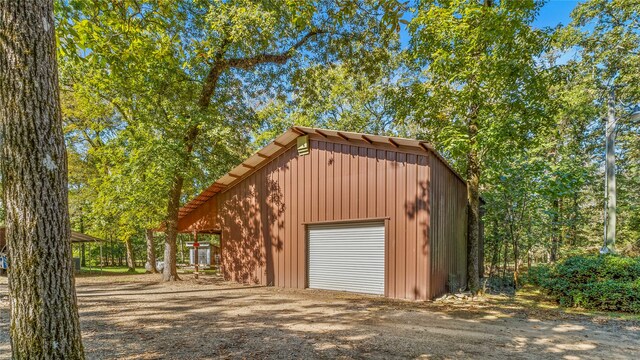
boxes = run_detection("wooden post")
[193,231,199,279]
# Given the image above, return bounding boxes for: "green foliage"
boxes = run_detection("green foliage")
[480,0,640,275]
[56,0,405,270]
[522,264,551,287]
[530,255,640,313]
[406,0,551,168]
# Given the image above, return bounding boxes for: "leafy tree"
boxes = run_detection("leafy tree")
[407,0,551,290]
[57,0,405,280]
[253,45,404,144]
[563,0,640,252]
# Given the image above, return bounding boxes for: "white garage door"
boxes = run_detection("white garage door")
[307,222,385,295]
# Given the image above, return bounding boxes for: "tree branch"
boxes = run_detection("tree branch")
[197,30,324,109]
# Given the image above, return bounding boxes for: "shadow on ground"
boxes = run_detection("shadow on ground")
[1,274,639,359]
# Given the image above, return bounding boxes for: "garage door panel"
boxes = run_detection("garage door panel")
[307,222,385,295]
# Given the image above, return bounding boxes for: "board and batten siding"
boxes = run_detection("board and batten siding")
[429,152,468,297]
[178,134,468,300]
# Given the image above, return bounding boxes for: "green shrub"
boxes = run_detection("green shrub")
[522,264,551,286]
[528,255,640,313]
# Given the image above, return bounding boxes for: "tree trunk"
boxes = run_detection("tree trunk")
[110,238,115,266]
[466,112,481,292]
[162,125,199,281]
[502,236,508,279]
[81,242,86,267]
[603,88,616,253]
[0,1,85,358]
[489,219,500,277]
[163,176,184,281]
[80,212,86,267]
[125,238,135,272]
[145,229,158,273]
[511,228,519,288]
[550,198,560,262]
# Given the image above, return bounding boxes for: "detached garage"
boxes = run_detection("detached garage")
[176,127,469,300]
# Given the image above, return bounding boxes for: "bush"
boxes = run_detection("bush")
[522,264,551,286]
[528,255,640,313]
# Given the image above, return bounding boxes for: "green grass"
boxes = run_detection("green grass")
[76,266,147,276]
[179,268,218,275]
[76,266,219,277]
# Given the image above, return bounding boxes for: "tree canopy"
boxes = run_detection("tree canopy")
[46,0,640,286]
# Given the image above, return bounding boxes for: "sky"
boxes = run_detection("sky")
[534,0,580,28]
[399,1,582,48]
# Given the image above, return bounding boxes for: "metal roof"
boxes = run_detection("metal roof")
[178,126,466,221]
[70,231,104,243]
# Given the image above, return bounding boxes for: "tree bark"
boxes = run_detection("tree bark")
[489,219,500,276]
[466,112,481,292]
[550,198,560,262]
[80,212,86,267]
[145,229,158,273]
[80,242,86,268]
[110,237,115,266]
[502,236,508,279]
[162,176,184,281]
[125,237,135,272]
[0,1,85,358]
[603,88,616,253]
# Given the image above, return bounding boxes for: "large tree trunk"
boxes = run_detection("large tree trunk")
[125,237,136,272]
[466,113,481,292]
[163,176,184,281]
[0,1,85,358]
[162,126,198,282]
[145,229,158,273]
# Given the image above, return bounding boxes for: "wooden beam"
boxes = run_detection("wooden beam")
[388,138,400,148]
[336,132,350,141]
[273,141,285,147]
[291,127,307,135]
[361,135,373,144]
[228,173,241,178]
[256,152,269,158]
[241,163,255,170]
[418,142,430,152]
[314,129,328,138]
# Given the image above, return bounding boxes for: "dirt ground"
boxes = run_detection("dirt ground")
[1,274,639,359]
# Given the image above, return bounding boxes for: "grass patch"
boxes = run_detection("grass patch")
[179,269,218,275]
[76,266,147,276]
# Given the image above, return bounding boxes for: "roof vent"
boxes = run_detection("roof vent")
[297,135,310,156]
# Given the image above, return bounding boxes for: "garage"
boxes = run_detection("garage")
[307,221,385,295]
[175,126,471,300]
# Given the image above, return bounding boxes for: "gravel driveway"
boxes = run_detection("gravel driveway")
[1,274,639,359]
